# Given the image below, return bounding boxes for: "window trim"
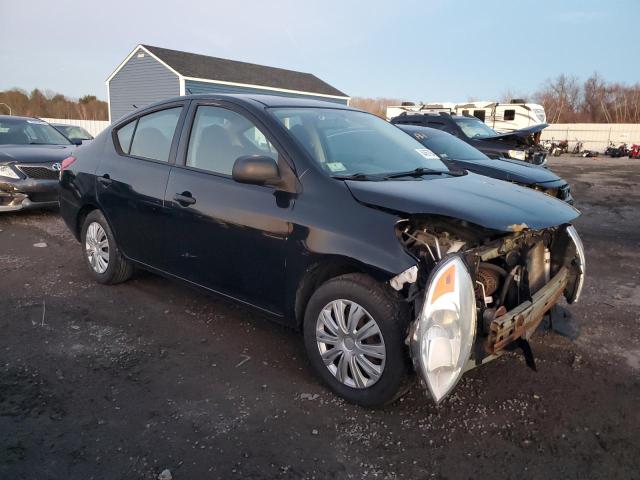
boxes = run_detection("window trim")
[115,117,138,154]
[111,101,189,165]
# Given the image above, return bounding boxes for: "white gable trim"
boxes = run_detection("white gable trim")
[106,83,111,123]
[182,76,350,101]
[105,44,183,84]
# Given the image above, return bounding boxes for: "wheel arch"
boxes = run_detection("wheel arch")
[293,255,396,329]
[75,203,100,240]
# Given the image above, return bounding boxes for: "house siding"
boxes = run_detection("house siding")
[184,80,348,105]
[108,48,180,122]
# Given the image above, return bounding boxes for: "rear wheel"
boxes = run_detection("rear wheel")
[303,273,412,407]
[80,210,133,284]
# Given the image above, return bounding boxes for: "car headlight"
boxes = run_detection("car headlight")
[0,165,20,179]
[410,255,477,403]
[565,225,585,303]
[508,149,526,161]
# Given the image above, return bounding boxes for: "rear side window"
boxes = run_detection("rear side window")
[504,109,515,121]
[116,120,136,153]
[129,108,182,162]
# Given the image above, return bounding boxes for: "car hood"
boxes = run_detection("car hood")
[473,124,548,149]
[0,144,75,164]
[449,157,562,185]
[490,123,548,141]
[345,172,579,232]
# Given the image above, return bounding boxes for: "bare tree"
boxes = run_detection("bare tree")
[350,97,402,118]
[534,74,581,123]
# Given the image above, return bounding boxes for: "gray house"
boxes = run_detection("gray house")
[106,44,350,122]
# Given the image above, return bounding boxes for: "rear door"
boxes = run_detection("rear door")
[97,102,187,269]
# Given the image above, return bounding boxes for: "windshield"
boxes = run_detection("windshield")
[56,125,93,140]
[270,108,449,177]
[454,117,497,139]
[0,118,72,145]
[417,131,490,161]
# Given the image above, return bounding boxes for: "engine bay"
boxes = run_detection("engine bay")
[395,216,582,363]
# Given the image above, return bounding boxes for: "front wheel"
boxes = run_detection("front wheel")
[80,209,133,284]
[303,273,412,407]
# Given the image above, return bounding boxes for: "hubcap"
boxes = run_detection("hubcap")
[85,222,109,274]
[315,299,386,389]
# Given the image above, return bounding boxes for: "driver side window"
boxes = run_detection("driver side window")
[186,106,277,175]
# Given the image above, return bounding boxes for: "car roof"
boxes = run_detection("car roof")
[146,93,356,111]
[0,115,43,123]
[396,124,450,136]
[113,93,361,126]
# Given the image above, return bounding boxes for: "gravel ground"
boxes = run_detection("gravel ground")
[1,156,639,480]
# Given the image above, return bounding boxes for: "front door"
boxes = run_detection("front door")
[164,103,293,315]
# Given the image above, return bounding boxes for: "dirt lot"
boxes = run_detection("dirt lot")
[1,156,639,480]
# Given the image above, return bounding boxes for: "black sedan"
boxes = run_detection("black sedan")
[397,124,573,203]
[391,112,548,165]
[0,115,76,212]
[59,94,585,407]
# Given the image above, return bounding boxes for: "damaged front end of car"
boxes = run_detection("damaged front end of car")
[390,216,585,402]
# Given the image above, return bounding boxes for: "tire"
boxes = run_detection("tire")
[303,273,412,407]
[80,209,133,285]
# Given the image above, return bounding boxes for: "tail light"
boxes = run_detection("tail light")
[61,156,76,171]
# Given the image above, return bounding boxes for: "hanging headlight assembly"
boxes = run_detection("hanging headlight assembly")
[565,225,585,304]
[410,254,477,403]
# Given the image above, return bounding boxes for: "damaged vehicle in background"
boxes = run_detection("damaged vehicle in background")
[391,111,549,166]
[397,124,574,204]
[59,95,585,406]
[0,115,76,212]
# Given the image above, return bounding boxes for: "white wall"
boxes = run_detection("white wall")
[42,118,109,137]
[541,123,640,152]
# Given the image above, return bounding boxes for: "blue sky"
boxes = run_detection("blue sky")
[0,0,637,102]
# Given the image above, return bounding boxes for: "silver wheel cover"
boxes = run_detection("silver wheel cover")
[316,299,386,389]
[85,222,109,274]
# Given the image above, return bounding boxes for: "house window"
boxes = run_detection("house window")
[473,110,486,122]
[504,109,516,121]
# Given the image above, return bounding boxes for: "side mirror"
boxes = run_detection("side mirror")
[232,155,280,185]
[71,138,83,146]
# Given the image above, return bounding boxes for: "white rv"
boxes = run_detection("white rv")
[386,100,547,132]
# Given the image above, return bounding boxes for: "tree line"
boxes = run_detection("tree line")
[3,73,638,124]
[533,73,640,124]
[352,73,640,124]
[0,88,108,120]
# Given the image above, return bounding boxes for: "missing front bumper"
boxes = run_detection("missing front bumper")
[485,267,569,354]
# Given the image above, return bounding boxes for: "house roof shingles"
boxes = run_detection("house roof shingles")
[141,45,348,98]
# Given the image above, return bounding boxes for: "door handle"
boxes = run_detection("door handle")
[97,174,112,186]
[174,192,196,206]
